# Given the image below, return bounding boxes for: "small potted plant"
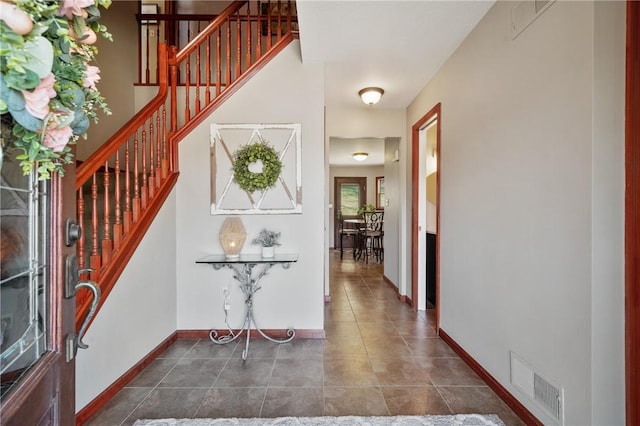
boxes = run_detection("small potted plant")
[252,229,281,258]
[358,203,376,215]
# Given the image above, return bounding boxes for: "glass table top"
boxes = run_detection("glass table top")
[196,253,298,264]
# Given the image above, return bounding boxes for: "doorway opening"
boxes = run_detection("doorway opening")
[326,136,393,300]
[334,176,367,257]
[412,103,441,331]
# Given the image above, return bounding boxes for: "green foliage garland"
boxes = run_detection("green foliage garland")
[232,141,282,193]
[0,0,112,180]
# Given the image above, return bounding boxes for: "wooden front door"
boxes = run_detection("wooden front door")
[334,177,367,249]
[1,158,77,425]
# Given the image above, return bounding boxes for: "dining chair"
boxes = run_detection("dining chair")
[358,211,384,264]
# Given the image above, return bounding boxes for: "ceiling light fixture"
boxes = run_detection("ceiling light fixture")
[352,152,368,162]
[358,87,384,106]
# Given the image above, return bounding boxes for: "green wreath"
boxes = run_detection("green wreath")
[232,142,283,192]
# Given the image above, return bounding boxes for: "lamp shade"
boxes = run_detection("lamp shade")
[358,87,384,105]
[352,152,368,162]
[219,217,246,259]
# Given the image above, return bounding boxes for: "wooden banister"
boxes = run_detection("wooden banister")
[76,44,169,190]
[174,1,246,63]
[172,32,295,143]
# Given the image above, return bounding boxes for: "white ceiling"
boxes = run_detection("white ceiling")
[329,137,385,166]
[296,0,495,109]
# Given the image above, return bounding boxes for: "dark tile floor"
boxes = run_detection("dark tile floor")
[84,250,525,425]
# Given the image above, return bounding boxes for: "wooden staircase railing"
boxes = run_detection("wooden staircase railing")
[137,0,298,85]
[74,42,178,326]
[75,0,298,329]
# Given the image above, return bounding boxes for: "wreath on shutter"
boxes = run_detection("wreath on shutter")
[231,142,282,193]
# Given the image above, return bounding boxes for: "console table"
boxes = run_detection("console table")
[195,254,298,360]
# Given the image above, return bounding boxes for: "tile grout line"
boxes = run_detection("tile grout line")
[257,347,279,417]
[120,339,200,425]
[191,341,236,419]
[359,269,391,417]
[432,379,455,415]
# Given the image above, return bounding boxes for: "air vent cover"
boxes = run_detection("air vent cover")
[511,0,556,39]
[510,351,564,425]
[534,373,562,423]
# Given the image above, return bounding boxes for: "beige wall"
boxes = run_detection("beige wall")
[76,190,177,410]
[406,1,625,424]
[383,137,401,287]
[79,1,138,160]
[175,41,325,331]
[590,1,626,422]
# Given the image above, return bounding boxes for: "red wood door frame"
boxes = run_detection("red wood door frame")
[411,103,441,330]
[626,1,639,422]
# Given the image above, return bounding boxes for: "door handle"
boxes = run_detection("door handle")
[74,280,101,350]
[65,279,101,361]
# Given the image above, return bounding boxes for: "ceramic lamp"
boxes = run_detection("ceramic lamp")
[219,217,246,259]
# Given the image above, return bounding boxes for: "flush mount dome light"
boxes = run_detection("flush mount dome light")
[352,152,368,162]
[358,87,384,105]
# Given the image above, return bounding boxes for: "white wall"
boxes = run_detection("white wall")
[325,108,406,295]
[406,1,625,424]
[175,41,325,331]
[76,189,177,411]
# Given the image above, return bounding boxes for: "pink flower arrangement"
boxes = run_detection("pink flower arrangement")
[22,73,56,119]
[43,124,73,152]
[83,65,101,89]
[2,0,111,179]
[58,0,94,19]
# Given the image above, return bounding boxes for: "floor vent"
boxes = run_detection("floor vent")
[534,373,562,423]
[510,351,564,425]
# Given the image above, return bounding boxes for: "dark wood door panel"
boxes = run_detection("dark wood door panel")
[334,177,367,249]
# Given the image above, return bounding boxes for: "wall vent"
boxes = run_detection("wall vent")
[534,373,562,423]
[511,0,556,39]
[510,351,564,425]
[534,0,550,13]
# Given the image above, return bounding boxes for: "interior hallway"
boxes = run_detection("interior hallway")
[85,251,524,425]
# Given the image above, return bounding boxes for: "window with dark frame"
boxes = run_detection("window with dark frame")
[141,3,158,25]
[376,176,385,210]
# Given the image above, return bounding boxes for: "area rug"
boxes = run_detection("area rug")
[133,414,505,426]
